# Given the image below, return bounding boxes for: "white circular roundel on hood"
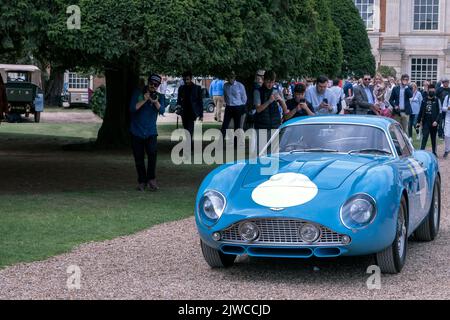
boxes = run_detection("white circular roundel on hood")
[251,173,318,208]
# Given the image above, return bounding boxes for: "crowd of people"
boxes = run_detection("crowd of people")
[129,69,450,191]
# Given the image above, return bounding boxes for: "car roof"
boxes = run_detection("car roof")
[282,115,397,131]
[0,64,41,72]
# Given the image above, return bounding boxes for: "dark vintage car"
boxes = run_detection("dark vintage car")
[0,64,44,123]
[167,97,215,114]
[166,88,215,114]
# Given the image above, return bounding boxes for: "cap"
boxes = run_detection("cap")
[148,74,162,85]
[442,77,449,83]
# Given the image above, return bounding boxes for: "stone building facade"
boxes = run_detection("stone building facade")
[355,0,450,85]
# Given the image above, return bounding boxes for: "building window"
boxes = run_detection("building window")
[354,0,375,29]
[413,0,439,30]
[411,58,438,87]
[68,73,89,89]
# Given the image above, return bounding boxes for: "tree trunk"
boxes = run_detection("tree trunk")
[45,68,64,106]
[96,57,139,147]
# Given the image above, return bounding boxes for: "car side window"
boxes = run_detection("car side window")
[389,125,410,157]
[389,126,402,156]
[399,127,414,155]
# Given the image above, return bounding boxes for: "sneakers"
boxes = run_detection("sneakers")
[444,152,449,159]
[136,181,159,191]
[148,179,159,191]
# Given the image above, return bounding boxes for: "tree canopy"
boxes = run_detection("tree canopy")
[1,0,373,145]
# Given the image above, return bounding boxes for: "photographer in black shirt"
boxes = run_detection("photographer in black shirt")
[284,83,315,121]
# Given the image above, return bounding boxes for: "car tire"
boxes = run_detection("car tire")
[375,197,408,274]
[207,103,215,113]
[200,240,236,268]
[34,112,41,123]
[415,177,440,241]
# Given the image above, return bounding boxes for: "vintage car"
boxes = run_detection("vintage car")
[167,87,215,114]
[0,64,44,122]
[195,116,441,274]
[167,95,215,114]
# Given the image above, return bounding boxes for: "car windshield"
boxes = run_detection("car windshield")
[6,71,30,82]
[270,124,392,155]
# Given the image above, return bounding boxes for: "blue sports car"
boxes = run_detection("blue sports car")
[195,116,441,274]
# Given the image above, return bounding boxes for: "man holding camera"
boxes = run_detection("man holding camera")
[130,74,166,191]
[253,70,288,153]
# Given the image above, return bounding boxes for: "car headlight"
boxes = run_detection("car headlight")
[198,190,226,224]
[340,194,377,229]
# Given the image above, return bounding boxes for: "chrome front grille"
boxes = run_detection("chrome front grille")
[221,219,344,245]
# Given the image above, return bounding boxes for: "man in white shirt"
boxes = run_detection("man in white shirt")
[329,79,345,113]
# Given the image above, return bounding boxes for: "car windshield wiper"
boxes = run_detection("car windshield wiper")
[348,148,392,155]
[290,148,339,154]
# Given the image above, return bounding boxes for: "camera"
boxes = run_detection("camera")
[144,88,159,101]
[150,91,158,100]
[175,105,183,116]
[299,98,306,104]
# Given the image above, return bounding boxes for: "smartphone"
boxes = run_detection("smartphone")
[299,98,306,103]
[323,98,328,104]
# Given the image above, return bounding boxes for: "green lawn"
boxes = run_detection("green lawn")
[0,122,218,268]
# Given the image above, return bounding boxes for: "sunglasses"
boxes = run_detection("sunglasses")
[364,78,371,81]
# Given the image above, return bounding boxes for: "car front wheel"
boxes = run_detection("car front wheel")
[200,240,236,268]
[375,197,408,274]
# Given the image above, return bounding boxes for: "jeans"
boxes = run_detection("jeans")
[421,123,438,155]
[408,114,418,138]
[438,112,446,138]
[131,134,158,184]
[394,112,409,134]
[222,106,245,146]
[221,105,245,138]
[181,115,195,139]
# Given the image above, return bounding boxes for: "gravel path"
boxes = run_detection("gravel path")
[38,110,218,124]
[1,149,449,300]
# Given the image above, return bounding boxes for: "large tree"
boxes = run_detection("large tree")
[7,0,344,146]
[328,0,376,78]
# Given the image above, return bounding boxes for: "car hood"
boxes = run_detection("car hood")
[242,153,380,190]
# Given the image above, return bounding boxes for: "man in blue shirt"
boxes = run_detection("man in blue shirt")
[221,71,247,140]
[209,77,225,122]
[305,76,338,114]
[130,74,165,191]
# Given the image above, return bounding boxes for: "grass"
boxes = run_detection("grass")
[0,192,195,265]
[0,121,219,268]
